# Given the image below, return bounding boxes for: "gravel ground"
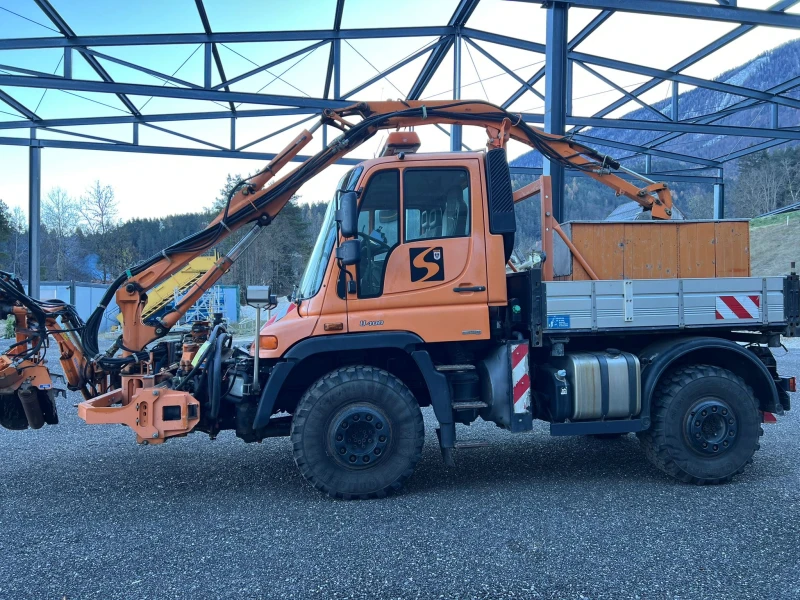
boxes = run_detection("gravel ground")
[0,342,798,600]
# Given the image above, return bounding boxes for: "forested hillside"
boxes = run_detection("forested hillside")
[0,176,327,299]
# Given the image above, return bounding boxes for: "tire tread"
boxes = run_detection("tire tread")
[290,365,424,500]
[639,364,760,485]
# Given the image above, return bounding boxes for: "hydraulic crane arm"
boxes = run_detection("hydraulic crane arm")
[81,100,673,367]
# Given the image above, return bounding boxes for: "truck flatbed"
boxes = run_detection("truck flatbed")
[543,276,796,334]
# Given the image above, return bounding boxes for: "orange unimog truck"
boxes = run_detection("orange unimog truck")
[1,101,797,499]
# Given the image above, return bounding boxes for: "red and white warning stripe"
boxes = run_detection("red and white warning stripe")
[511,343,531,414]
[715,295,760,320]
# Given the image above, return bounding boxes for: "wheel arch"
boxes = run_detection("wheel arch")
[252,332,436,429]
[640,336,779,414]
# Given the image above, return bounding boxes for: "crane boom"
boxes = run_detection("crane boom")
[103,100,672,362]
[0,99,674,403]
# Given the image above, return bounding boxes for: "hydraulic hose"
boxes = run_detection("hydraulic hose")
[175,324,226,391]
[208,332,231,422]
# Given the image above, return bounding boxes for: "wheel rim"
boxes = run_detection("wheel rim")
[329,404,391,469]
[684,398,738,456]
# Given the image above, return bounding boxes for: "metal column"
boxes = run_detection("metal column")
[671,82,679,121]
[451,31,462,152]
[333,39,341,100]
[544,3,568,222]
[28,145,41,298]
[714,177,725,220]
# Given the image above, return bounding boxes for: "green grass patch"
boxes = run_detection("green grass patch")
[750,209,800,229]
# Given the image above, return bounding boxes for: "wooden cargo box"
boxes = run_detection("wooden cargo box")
[552,220,750,280]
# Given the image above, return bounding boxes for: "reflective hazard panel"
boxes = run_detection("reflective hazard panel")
[511,343,531,414]
[715,295,760,320]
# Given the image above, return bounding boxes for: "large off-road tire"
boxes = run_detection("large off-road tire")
[638,364,761,485]
[290,365,424,499]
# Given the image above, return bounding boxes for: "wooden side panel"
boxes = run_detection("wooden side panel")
[678,222,716,278]
[715,221,750,277]
[551,220,750,281]
[569,223,624,280]
[623,223,678,279]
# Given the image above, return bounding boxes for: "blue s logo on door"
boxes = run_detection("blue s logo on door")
[410,247,444,282]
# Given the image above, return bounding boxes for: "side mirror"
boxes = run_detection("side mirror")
[246,285,277,309]
[336,239,361,266]
[336,191,359,238]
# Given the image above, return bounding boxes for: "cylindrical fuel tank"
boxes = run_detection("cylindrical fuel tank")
[552,349,641,420]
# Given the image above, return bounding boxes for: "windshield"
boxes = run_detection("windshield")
[296,166,363,300]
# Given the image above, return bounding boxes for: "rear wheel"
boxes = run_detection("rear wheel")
[639,364,761,484]
[291,365,424,499]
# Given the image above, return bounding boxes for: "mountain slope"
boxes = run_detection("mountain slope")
[512,38,800,172]
[749,209,800,276]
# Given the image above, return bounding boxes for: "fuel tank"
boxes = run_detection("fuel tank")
[552,349,641,421]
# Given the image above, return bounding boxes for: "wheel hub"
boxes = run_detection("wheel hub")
[329,405,391,468]
[685,398,737,455]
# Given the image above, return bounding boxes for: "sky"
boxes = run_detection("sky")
[1,0,800,222]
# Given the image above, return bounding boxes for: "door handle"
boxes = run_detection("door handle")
[453,286,486,293]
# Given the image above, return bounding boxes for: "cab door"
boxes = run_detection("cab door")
[346,158,489,342]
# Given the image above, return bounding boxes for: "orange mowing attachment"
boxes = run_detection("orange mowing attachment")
[78,377,200,444]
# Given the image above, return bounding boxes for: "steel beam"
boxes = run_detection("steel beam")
[79,47,203,89]
[324,0,346,100]
[544,3,568,222]
[502,10,612,109]
[567,0,798,134]
[63,47,72,78]
[671,82,679,121]
[523,114,800,141]
[0,74,350,110]
[0,90,39,121]
[714,182,725,219]
[713,137,795,162]
[0,135,362,165]
[570,133,721,167]
[0,107,316,131]
[452,33,462,151]
[343,40,443,98]
[333,39,341,99]
[569,49,800,111]
[509,166,722,185]
[0,27,455,51]
[204,43,212,88]
[527,0,800,29]
[195,0,235,112]
[216,40,328,90]
[407,0,479,100]
[464,37,544,101]
[34,0,141,116]
[645,73,800,152]
[573,61,669,122]
[28,145,41,298]
[462,28,545,55]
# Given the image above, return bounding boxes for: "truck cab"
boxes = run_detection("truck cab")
[258,149,508,355]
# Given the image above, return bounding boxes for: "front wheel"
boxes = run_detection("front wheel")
[639,364,761,484]
[290,366,424,499]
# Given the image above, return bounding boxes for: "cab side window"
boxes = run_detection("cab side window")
[404,168,470,242]
[356,170,400,298]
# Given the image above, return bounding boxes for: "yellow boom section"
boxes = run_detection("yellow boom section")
[116,255,217,325]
